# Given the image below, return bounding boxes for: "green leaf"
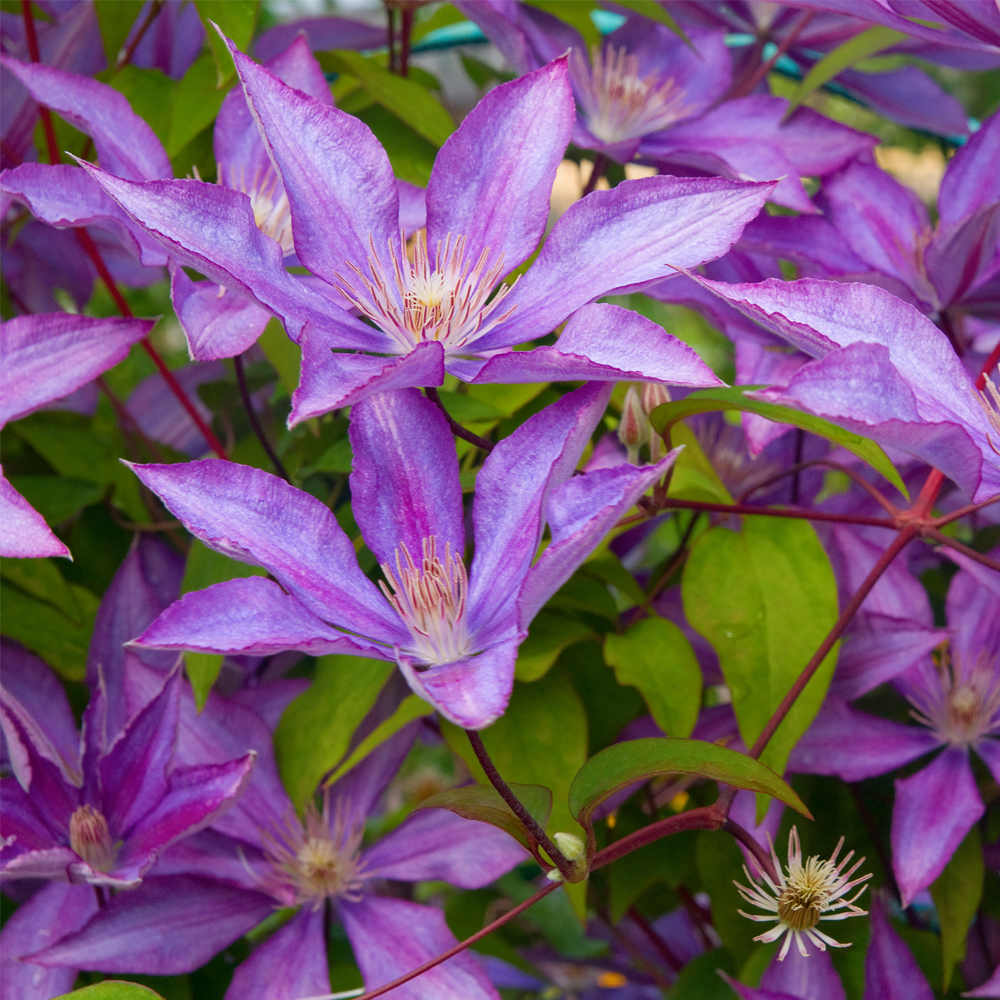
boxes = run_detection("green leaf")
[322,50,455,148]
[515,614,593,683]
[786,26,907,116]
[168,53,231,156]
[107,65,177,147]
[275,655,395,812]
[696,830,758,967]
[6,476,104,525]
[681,518,839,780]
[0,557,83,623]
[95,1,145,67]
[180,540,268,709]
[355,104,437,186]
[524,1,601,47]
[194,0,259,87]
[55,983,165,1000]
[323,693,435,789]
[417,782,553,852]
[568,737,810,828]
[442,667,589,842]
[0,581,99,681]
[258,317,300,396]
[667,421,734,504]
[650,386,907,498]
[611,0,693,48]
[930,825,983,991]
[604,616,702,738]
[670,949,737,1000]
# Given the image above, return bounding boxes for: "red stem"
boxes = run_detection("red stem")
[975,341,1000,390]
[651,498,896,529]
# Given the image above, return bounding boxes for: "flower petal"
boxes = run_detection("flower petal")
[349,387,464,567]
[128,459,407,644]
[892,745,985,906]
[938,109,1000,228]
[0,472,70,558]
[864,894,935,1000]
[340,895,502,1000]
[762,944,846,1000]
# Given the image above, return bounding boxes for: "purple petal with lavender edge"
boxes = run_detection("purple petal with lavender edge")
[27,874,276,974]
[789,697,940,782]
[349,387,465,567]
[0,313,153,428]
[254,15,386,62]
[473,176,774,352]
[397,639,519,730]
[426,58,572,274]
[127,459,408,644]
[0,56,170,180]
[340,894,502,1000]
[133,577,391,659]
[292,331,445,422]
[761,945,846,1000]
[938,110,1000,228]
[516,453,680,630]
[223,905,330,1000]
[0,472,70,558]
[943,547,1000,664]
[468,382,612,635]
[361,809,527,887]
[864,893,935,1000]
[0,881,96,1000]
[226,37,401,288]
[892,745,985,906]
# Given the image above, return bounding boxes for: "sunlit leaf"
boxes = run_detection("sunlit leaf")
[194,0,259,87]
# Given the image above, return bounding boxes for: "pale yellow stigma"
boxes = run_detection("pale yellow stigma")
[224,164,295,256]
[69,804,116,872]
[977,375,1000,455]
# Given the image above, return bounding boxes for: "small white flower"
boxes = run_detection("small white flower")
[734,826,871,960]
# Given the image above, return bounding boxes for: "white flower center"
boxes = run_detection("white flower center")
[909,647,1000,747]
[573,45,690,145]
[224,164,295,256]
[335,231,517,353]
[380,535,470,665]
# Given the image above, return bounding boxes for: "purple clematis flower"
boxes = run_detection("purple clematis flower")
[791,549,1000,905]
[455,4,874,214]
[76,41,772,419]
[28,698,527,1000]
[673,272,1000,502]
[0,312,153,558]
[126,382,679,728]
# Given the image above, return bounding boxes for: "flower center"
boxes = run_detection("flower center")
[573,45,690,145]
[777,857,837,931]
[261,799,366,907]
[224,164,294,256]
[69,805,116,872]
[977,375,1000,456]
[909,647,1000,746]
[335,231,517,353]
[380,535,470,665]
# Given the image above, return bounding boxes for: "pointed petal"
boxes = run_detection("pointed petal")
[29,875,275,974]
[892,746,985,906]
[227,40,400,287]
[0,882,96,1000]
[864,895,935,1000]
[762,944,846,1000]
[0,472,70,558]
[0,313,153,427]
[963,961,1000,997]
[926,202,1000,306]
[292,331,445,422]
[134,576,391,658]
[944,549,1000,663]
[789,698,939,782]
[469,383,612,635]
[116,753,255,873]
[255,16,386,62]
[0,56,170,180]
[517,453,680,627]
[397,640,518,731]
[127,459,407,644]
[362,809,526,887]
[938,110,1000,227]
[349,388,464,566]
[224,906,329,1000]
[426,57,572,273]
[340,895,501,1000]
[475,175,773,351]
[1,846,79,881]
[973,738,1000,789]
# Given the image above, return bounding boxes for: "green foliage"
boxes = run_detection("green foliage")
[55,983,165,999]
[930,826,984,991]
[682,518,840,781]
[168,54,231,157]
[515,613,593,682]
[275,654,394,812]
[95,1,145,67]
[195,0,260,86]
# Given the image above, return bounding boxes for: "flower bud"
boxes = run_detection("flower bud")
[640,382,670,415]
[69,804,116,872]
[618,386,650,464]
[553,831,586,861]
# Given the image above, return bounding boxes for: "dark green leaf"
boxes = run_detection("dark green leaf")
[515,613,593,682]
[681,518,839,780]
[6,476,103,525]
[0,581,99,681]
[322,50,454,147]
[930,825,983,991]
[666,421,734,504]
[568,737,810,827]
[417,782,552,851]
[354,105,437,186]
[275,655,395,812]
[670,949,737,1000]
[258,317,300,396]
[95,1,145,67]
[650,386,907,497]
[194,0,259,87]
[546,573,618,620]
[0,557,83,623]
[107,65,177,147]
[460,53,515,88]
[604,616,702,738]
[168,53,231,156]
[55,983,165,1000]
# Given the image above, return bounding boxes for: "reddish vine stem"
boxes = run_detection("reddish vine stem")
[591,806,723,871]
[628,907,685,972]
[465,729,574,879]
[731,9,815,98]
[399,5,414,77]
[116,0,165,71]
[722,817,779,883]
[349,879,561,1000]
[921,527,1000,572]
[19,0,229,462]
[932,493,1000,527]
[425,387,494,452]
[626,498,896,529]
[234,353,290,482]
[582,153,608,196]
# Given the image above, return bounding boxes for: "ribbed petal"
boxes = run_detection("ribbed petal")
[0,472,70,558]
[938,109,1000,227]
[892,746,985,906]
